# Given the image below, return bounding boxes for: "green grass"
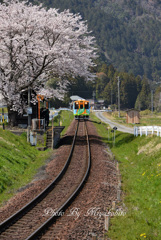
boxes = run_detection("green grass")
[140,115,161,126]
[49,110,74,135]
[0,129,53,205]
[0,110,74,206]
[90,113,161,240]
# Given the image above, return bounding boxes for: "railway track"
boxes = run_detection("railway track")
[0,119,91,240]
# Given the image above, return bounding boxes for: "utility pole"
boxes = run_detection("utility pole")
[117,76,120,118]
[151,89,154,114]
[111,82,113,106]
[93,91,95,110]
[27,87,31,142]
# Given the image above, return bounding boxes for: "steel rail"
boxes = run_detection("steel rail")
[0,120,79,234]
[26,120,91,240]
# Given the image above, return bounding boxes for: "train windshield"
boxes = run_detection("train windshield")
[80,104,83,109]
[75,102,79,109]
[85,102,89,109]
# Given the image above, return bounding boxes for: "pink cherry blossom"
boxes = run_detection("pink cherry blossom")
[0,0,97,113]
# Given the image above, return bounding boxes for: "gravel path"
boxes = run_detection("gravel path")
[40,119,119,240]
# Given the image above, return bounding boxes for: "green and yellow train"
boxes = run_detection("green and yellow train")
[73,99,90,119]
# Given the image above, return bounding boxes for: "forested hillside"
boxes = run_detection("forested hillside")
[1,0,160,110]
[34,0,161,80]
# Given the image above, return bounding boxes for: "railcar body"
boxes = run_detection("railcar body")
[73,100,90,119]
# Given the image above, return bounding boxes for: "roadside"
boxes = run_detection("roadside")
[94,111,134,134]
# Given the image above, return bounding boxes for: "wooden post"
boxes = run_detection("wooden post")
[117,189,121,201]
[112,201,116,211]
[116,162,119,171]
[92,234,97,240]
[118,180,121,189]
[105,215,110,231]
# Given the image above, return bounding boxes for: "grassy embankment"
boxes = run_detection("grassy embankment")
[49,110,74,135]
[0,110,74,206]
[90,113,161,240]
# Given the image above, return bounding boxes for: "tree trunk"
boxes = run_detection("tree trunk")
[8,107,18,127]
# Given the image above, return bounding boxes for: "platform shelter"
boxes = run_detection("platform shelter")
[126,109,140,124]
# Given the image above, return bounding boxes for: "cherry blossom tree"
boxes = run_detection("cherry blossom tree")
[0,0,97,124]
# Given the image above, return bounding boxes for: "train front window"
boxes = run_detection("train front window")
[80,104,83,109]
[75,103,79,109]
[85,102,89,109]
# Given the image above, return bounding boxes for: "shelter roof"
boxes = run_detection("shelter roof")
[70,95,85,101]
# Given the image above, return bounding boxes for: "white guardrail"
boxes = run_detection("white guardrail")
[134,126,161,137]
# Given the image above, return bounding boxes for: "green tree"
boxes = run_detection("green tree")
[135,77,151,110]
